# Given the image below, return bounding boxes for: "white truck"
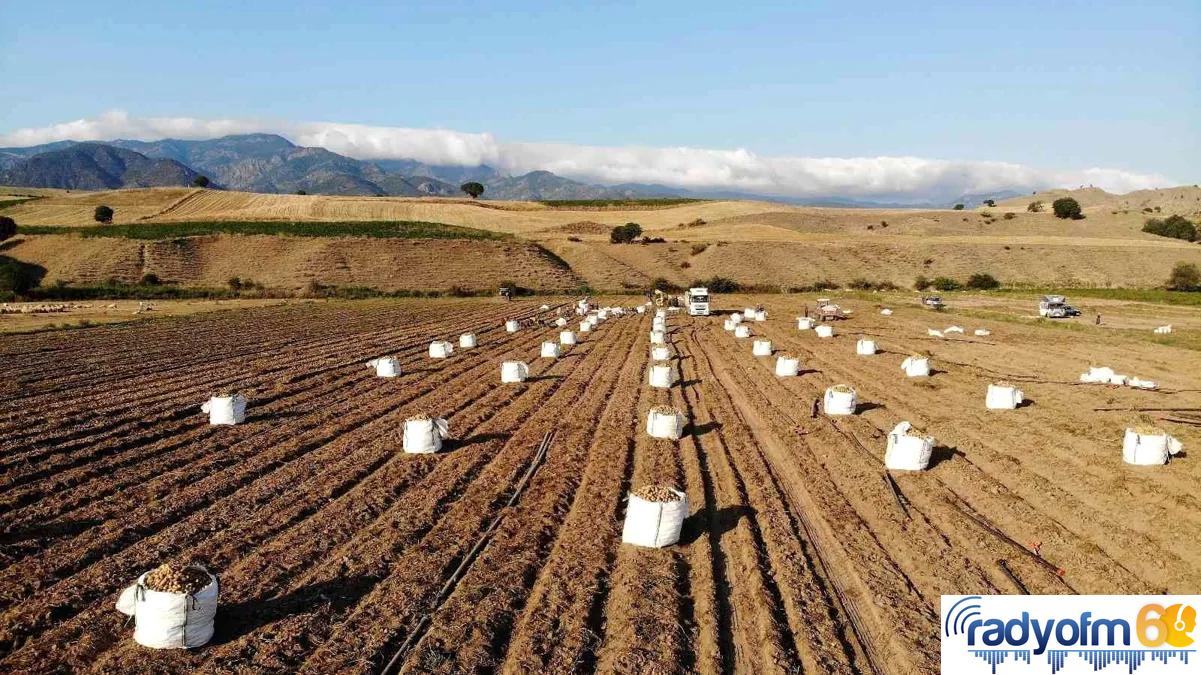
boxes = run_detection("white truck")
[685,287,711,316]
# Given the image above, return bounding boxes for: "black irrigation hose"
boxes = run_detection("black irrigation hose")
[378,430,556,675]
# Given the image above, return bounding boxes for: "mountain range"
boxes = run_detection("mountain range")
[0,133,676,201]
[0,133,1024,207]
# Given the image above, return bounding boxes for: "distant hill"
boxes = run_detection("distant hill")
[0,134,679,200]
[0,143,199,190]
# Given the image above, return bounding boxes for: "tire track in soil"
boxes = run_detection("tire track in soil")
[0,310,562,656]
[592,319,711,675]
[392,312,649,674]
[677,322,865,674]
[694,318,937,675]
[287,314,642,674]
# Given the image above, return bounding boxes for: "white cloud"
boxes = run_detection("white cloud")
[0,111,1173,200]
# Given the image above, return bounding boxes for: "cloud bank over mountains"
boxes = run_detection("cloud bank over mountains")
[1,110,1172,201]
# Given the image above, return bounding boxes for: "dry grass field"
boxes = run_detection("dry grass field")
[3,185,1200,292]
[0,294,1197,673]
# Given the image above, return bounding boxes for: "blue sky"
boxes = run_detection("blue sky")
[1,1,1198,197]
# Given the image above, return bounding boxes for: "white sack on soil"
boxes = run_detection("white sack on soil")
[115,566,218,649]
[622,489,689,548]
[403,417,449,454]
[1122,428,1183,465]
[501,361,530,383]
[367,357,401,378]
[885,421,934,471]
[201,394,246,426]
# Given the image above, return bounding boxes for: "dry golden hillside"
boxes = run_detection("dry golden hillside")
[3,185,1199,292]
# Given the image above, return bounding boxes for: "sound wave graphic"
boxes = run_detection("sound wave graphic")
[971,648,1195,673]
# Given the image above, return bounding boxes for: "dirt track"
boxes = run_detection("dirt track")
[1,295,1198,673]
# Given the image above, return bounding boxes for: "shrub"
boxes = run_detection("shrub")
[849,278,874,290]
[94,205,114,223]
[690,243,709,256]
[0,215,15,242]
[1052,197,1083,220]
[566,235,581,242]
[692,276,739,293]
[140,273,161,286]
[227,276,243,291]
[609,222,642,243]
[0,258,42,294]
[1143,215,1197,242]
[932,276,961,291]
[1003,212,1016,220]
[965,272,1000,290]
[680,261,691,269]
[641,236,666,244]
[192,175,210,188]
[913,275,932,291]
[1167,262,1201,291]
[880,220,888,228]
[296,190,307,195]
[952,204,965,210]
[1027,201,1044,213]
[460,182,485,199]
[650,277,679,292]
[983,199,996,207]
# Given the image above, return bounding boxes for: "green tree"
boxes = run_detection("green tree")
[965,272,1000,290]
[460,181,485,199]
[140,273,161,286]
[952,204,965,210]
[94,205,114,224]
[983,199,996,207]
[0,215,15,242]
[1052,197,1083,219]
[932,276,962,291]
[192,175,210,188]
[609,222,643,243]
[0,259,41,294]
[1027,200,1044,213]
[1167,262,1201,291]
[1142,215,1197,242]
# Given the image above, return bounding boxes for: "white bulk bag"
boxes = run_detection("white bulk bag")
[403,417,449,454]
[880,309,893,316]
[1127,377,1159,390]
[367,356,401,378]
[856,339,877,355]
[1109,373,1129,386]
[646,408,686,440]
[505,320,520,333]
[823,386,857,416]
[723,319,737,331]
[1122,428,1183,466]
[429,341,454,359]
[555,317,568,327]
[201,394,247,426]
[815,325,834,338]
[885,422,934,471]
[1079,366,1115,384]
[743,306,756,317]
[775,356,800,377]
[559,331,577,345]
[985,384,1024,410]
[927,329,944,338]
[598,310,609,320]
[944,326,965,334]
[115,567,219,649]
[754,309,767,322]
[974,329,991,337]
[501,361,530,383]
[650,330,667,344]
[459,333,478,349]
[648,363,677,389]
[734,325,751,339]
[796,317,815,330]
[579,320,593,333]
[655,309,667,319]
[901,356,930,377]
[621,489,688,548]
[731,312,743,324]
[635,306,646,314]
[540,304,550,310]
[1154,325,1172,334]
[652,319,667,332]
[540,341,561,358]
[651,345,673,361]
[752,339,773,356]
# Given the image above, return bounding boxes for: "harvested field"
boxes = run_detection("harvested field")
[1,294,1199,673]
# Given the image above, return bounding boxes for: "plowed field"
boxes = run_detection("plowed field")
[1,295,1198,674]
